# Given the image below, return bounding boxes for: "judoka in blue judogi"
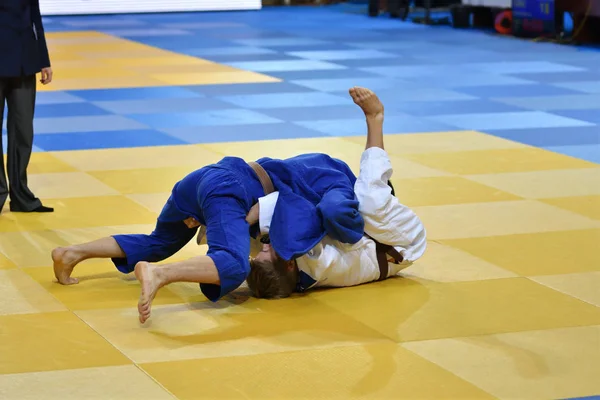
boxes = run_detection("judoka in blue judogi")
[52,153,365,322]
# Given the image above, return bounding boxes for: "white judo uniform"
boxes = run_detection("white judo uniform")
[258,147,427,291]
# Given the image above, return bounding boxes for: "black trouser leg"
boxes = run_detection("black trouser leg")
[0,78,8,212]
[5,75,41,212]
[369,0,379,16]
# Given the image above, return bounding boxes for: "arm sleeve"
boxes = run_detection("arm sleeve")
[31,0,51,68]
[200,196,252,302]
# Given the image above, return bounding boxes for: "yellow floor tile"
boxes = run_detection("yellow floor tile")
[23,262,186,311]
[152,71,280,85]
[0,269,66,316]
[0,311,130,374]
[404,326,600,400]
[205,137,365,166]
[531,272,600,307]
[101,56,214,67]
[0,196,157,232]
[24,153,78,174]
[310,277,600,342]
[390,176,522,207]
[0,251,16,269]
[89,167,198,194]
[127,193,171,213]
[75,294,389,364]
[47,31,108,39]
[0,365,174,400]
[403,148,596,175]
[344,130,526,154]
[467,168,600,199]
[140,342,493,400]
[443,229,600,276]
[132,63,244,74]
[413,200,600,240]
[541,195,600,220]
[27,172,119,199]
[42,31,278,91]
[40,76,170,91]
[402,241,517,283]
[55,66,140,79]
[50,145,223,172]
[0,224,153,268]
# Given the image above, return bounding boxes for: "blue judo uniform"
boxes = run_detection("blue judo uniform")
[111,154,365,302]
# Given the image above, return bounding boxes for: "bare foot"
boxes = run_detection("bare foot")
[349,86,384,118]
[134,262,163,324]
[51,247,80,285]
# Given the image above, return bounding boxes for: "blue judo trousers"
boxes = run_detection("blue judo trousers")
[111,154,365,302]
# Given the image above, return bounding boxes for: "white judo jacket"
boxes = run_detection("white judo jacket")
[258,147,427,291]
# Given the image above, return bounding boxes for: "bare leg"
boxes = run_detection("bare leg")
[134,255,220,324]
[52,237,125,285]
[348,86,385,150]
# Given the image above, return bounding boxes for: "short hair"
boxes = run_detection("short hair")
[247,256,297,299]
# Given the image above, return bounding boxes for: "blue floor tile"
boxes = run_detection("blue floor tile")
[217,92,348,109]
[454,84,581,98]
[34,129,186,151]
[200,53,301,63]
[267,68,379,81]
[360,64,472,78]
[391,99,527,116]
[233,38,331,47]
[103,28,192,37]
[185,82,312,96]
[226,60,345,72]
[258,105,362,122]
[129,109,282,129]
[545,144,600,163]
[552,81,600,94]
[485,126,600,147]
[286,49,397,61]
[498,71,600,83]
[403,73,537,88]
[291,77,408,92]
[330,57,435,68]
[185,46,276,56]
[495,94,600,111]
[162,122,328,144]
[552,110,600,124]
[68,87,202,102]
[35,102,112,118]
[295,115,455,136]
[428,111,594,131]
[34,115,147,134]
[465,61,586,74]
[366,88,477,103]
[35,91,86,105]
[93,97,234,115]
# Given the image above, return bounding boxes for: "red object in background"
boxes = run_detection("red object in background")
[495,9,513,34]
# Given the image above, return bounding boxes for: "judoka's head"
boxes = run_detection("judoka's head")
[247,243,298,299]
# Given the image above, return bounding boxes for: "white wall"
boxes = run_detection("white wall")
[40,0,262,16]
[461,0,512,7]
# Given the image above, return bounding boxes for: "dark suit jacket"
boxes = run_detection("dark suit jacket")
[0,0,51,78]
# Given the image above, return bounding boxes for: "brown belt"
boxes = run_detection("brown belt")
[248,161,274,196]
[369,235,403,281]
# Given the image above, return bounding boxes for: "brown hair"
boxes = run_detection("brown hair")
[247,256,298,299]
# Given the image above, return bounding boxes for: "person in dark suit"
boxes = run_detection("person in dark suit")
[0,0,54,213]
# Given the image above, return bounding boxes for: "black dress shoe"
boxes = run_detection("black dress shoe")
[10,204,54,213]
